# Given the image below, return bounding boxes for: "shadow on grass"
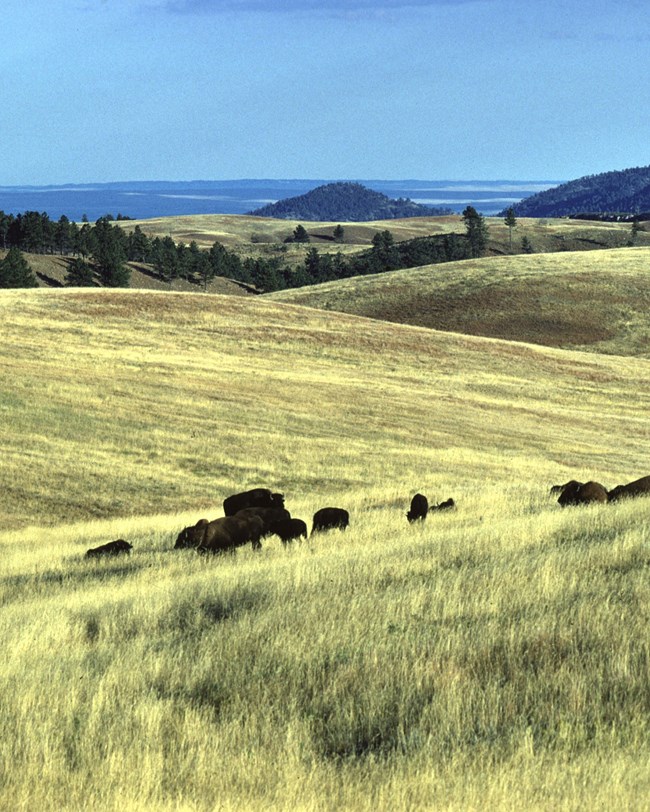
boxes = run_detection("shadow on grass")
[0,559,147,606]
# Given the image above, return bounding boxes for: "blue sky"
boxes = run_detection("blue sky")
[1,0,648,184]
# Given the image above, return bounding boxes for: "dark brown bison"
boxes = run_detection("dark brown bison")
[406,493,428,523]
[608,475,650,503]
[234,506,292,549]
[197,514,265,555]
[557,481,608,507]
[174,518,209,549]
[269,517,308,544]
[312,507,349,534]
[431,497,455,511]
[223,488,285,517]
[550,480,583,496]
[86,539,133,558]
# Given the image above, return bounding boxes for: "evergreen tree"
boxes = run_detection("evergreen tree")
[503,207,517,250]
[333,224,345,243]
[0,248,38,288]
[462,206,489,257]
[65,257,95,286]
[93,217,130,287]
[0,212,11,249]
[521,236,534,254]
[127,225,151,262]
[292,224,310,243]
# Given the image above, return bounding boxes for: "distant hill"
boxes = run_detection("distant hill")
[247,182,452,221]
[504,165,650,218]
[269,246,650,358]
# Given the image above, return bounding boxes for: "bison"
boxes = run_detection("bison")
[174,518,209,549]
[557,480,608,507]
[608,475,650,503]
[406,493,428,523]
[312,507,349,534]
[234,506,292,548]
[86,539,133,558]
[197,514,265,555]
[269,517,308,544]
[550,480,583,496]
[431,497,455,511]
[223,488,285,517]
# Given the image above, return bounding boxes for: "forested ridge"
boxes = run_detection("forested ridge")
[248,182,452,221]
[506,164,650,218]
[0,208,488,292]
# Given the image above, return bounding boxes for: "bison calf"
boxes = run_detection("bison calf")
[269,517,308,544]
[86,539,133,558]
[312,507,349,534]
[431,497,455,511]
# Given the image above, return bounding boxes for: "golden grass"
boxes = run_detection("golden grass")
[1,287,650,809]
[270,246,650,357]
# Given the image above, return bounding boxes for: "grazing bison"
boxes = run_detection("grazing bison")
[223,488,285,517]
[86,539,133,558]
[608,475,650,503]
[406,493,428,523]
[269,517,308,544]
[174,518,209,549]
[431,497,455,511]
[197,514,265,555]
[550,480,583,496]
[234,506,292,548]
[312,507,349,534]
[557,481,608,507]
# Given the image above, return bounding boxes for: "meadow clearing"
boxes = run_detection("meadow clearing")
[1,259,649,809]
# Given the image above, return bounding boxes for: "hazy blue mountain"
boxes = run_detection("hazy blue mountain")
[504,165,650,218]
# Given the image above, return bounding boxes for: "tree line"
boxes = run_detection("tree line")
[0,207,489,291]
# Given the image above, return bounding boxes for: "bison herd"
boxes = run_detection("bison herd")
[552,474,650,506]
[83,475,650,560]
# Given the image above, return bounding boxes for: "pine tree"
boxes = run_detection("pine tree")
[92,217,130,287]
[503,207,517,250]
[65,257,95,286]
[0,248,38,288]
[292,224,310,243]
[462,206,489,257]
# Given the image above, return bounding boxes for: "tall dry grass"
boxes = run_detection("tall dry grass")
[1,287,650,809]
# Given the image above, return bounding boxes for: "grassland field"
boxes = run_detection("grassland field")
[1,217,650,809]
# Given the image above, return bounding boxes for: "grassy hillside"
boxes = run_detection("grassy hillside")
[270,246,650,357]
[2,288,650,809]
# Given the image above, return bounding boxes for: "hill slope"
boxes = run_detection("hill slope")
[247,181,451,220]
[269,246,650,357]
[2,288,650,810]
[2,286,650,531]
[507,164,650,217]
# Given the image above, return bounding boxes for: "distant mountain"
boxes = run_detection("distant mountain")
[247,182,452,221]
[504,165,650,218]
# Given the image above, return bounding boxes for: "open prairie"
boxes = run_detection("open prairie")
[271,246,650,357]
[1,287,650,810]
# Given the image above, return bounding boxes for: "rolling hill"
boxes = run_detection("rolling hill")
[506,164,650,217]
[2,287,650,810]
[247,181,452,220]
[269,246,650,358]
